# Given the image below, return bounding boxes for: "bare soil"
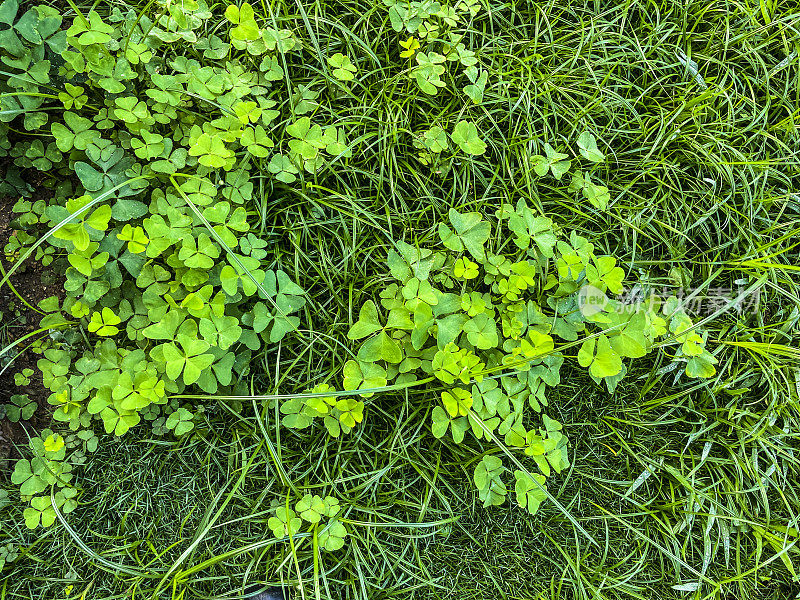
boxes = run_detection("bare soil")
[0,192,64,464]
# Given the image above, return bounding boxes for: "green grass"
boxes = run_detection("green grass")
[2,0,800,598]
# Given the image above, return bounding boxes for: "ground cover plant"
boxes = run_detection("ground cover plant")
[0,0,799,598]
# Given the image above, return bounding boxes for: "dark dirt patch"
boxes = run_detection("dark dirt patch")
[0,192,64,464]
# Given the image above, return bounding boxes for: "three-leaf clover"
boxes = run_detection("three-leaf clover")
[178,234,220,269]
[268,154,299,183]
[473,455,507,507]
[0,542,18,568]
[58,83,87,110]
[87,307,121,336]
[578,334,623,379]
[165,407,195,436]
[431,406,470,443]
[285,116,324,160]
[4,394,36,422]
[161,336,215,385]
[348,300,403,364]
[514,470,547,514]
[531,143,571,179]
[327,53,357,81]
[14,368,34,386]
[438,208,491,261]
[233,100,262,125]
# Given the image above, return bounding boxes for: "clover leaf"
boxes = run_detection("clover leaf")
[225,2,260,43]
[438,208,491,261]
[161,336,215,385]
[43,433,64,453]
[3,394,36,422]
[286,116,324,160]
[87,307,121,336]
[496,200,557,257]
[241,125,274,157]
[453,257,478,279]
[268,154,299,183]
[531,143,571,179]
[607,311,649,359]
[11,459,48,495]
[327,53,357,81]
[318,519,347,551]
[463,313,498,349]
[58,83,87,110]
[65,9,114,45]
[131,130,165,160]
[441,387,472,418]
[320,126,351,157]
[268,506,302,539]
[417,125,448,154]
[450,120,486,155]
[587,255,625,295]
[296,493,326,523]
[431,406,470,443]
[117,224,149,254]
[347,300,403,363]
[24,496,57,529]
[165,407,195,436]
[51,111,98,152]
[347,300,383,339]
[178,234,220,269]
[342,360,387,397]
[189,132,234,168]
[685,351,717,378]
[113,96,150,125]
[578,334,622,379]
[463,69,488,104]
[0,542,18,568]
[473,455,507,507]
[413,52,446,95]
[399,36,420,58]
[233,100,261,125]
[357,330,403,363]
[514,470,547,514]
[576,131,605,163]
[582,177,611,210]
